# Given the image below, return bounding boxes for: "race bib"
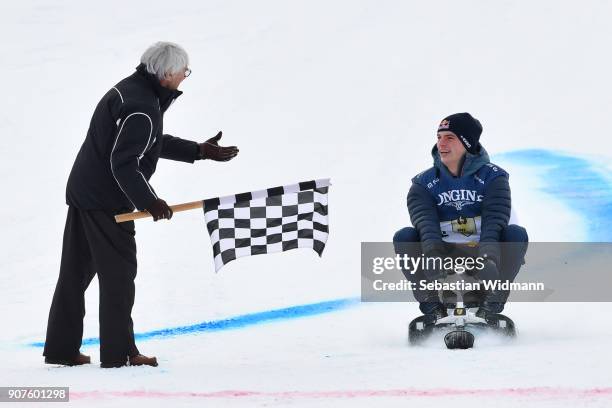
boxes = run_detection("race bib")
[440,216,481,244]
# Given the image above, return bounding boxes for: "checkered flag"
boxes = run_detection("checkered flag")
[203,179,330,271]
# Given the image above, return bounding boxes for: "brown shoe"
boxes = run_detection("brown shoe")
[45,352,91,366]
[128,354,158,367]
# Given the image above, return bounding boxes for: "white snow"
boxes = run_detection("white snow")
[1,1,612,407]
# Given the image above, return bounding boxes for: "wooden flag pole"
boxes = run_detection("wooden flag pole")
[114,200,204,223]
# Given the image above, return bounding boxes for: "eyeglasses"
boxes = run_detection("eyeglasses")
[184,68,192,78]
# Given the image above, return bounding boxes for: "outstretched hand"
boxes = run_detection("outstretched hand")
[199,131,239,161]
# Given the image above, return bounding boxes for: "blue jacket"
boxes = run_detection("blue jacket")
[407,145,511,264]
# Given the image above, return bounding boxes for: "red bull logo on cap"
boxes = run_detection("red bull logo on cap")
[438,119,450,130]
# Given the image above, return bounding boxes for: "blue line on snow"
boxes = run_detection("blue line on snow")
[29,149,612,348]
[29,297,360,347]
[495,149,612,241]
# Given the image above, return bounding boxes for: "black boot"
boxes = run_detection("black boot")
[419,301,448,323]
[476,290,505,318]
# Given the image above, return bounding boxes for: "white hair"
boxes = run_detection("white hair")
[140,42,189,80]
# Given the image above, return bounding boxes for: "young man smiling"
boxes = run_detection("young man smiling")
[393,113,528,320]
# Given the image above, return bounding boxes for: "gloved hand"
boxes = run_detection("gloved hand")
[423,249,449,281]
[147,198,173,221]
[198,131,239,161]
[476,259,500,281]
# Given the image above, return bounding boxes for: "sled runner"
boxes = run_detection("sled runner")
[408,274,516,349]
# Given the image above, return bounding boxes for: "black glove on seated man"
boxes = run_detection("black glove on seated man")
[423,246,451,281]
[147,198,173,221]
[198,131,239,161]
[476,259,500,282]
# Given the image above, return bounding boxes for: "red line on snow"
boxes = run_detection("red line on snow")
[70,387,612,400]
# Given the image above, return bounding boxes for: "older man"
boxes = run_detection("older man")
[393,113,528,320]
[43,42,238,368]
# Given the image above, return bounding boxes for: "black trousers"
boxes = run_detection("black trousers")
[43,206,139,364]
[393,225,528,308]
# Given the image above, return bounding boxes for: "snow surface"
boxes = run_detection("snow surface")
[1,0,612,407]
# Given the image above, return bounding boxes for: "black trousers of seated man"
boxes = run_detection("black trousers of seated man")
[44,206,139,365]
[392,225,528,312]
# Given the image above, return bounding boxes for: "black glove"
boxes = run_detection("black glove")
[146,198,173,221]
[423,249,449,281]
[198,131,239,161]
[478,243,501,268]
[476,259,500,281]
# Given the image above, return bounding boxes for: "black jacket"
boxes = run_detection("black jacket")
[407,145,511,264]
[66,64,200,212]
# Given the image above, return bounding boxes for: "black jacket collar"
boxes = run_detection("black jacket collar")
[135,63,182,110]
